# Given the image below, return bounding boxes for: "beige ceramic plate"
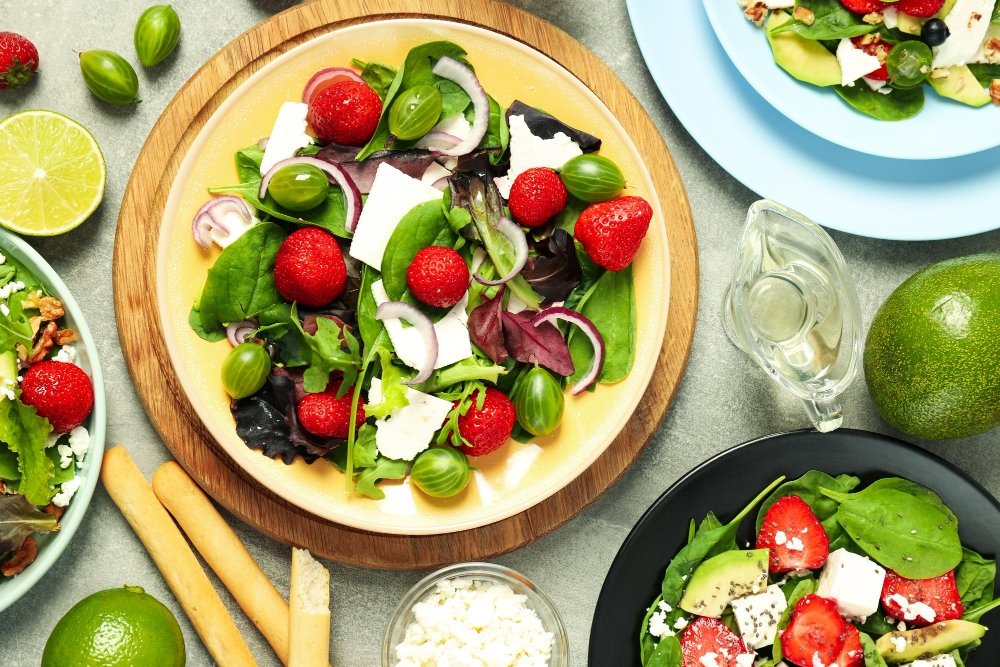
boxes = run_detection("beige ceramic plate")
[157,19,669,535]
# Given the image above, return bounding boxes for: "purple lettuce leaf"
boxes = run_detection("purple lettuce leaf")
[522,229,582,302]
[315,145,439,193]
[501,311,575,376]
[468,288,508,364]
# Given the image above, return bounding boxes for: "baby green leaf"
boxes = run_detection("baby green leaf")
[956,547,997,609]
[644,634,681,667]
[568,267,636,385]
[366,347,409,420]
[0,398,54,506]
[290,307,362,394]
[0,494,58,555]
[355,456,409,500]
[380,199,455,300]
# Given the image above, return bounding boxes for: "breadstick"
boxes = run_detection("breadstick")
[153,461,290,665]
[100,446,257,667]
[289,548,332,667]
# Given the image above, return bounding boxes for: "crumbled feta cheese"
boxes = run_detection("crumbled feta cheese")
[890,634,907,653]
[700,653,722,667]
[53,344,78,365]
[68,426,90,464]
[886,593,937,624]
[786,536,805,551]
[0,382,14,401]
[368,379,453,462]
[0,280,25,300]
[902,655,958,667]
[897,620,908,632]
[393,577,553,666]
[933,0,996,68]
[259,102,312,175]
[52,476,82,507]
[648,609,674,639]
[57,443,74,469]
[673,616,688,630]
[774,530,788,545]
[0,252,5,265]
[816,548,886,619]
[763,0,794,7]
[813,652,829,667]
[731,584,787,649]
[735,654,755,667]
[837,38,882,87]
[493,115,582,199]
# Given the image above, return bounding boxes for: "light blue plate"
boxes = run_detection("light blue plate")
[627,0,1000,240]
[703,0,1000,160]
[0,229,106,613]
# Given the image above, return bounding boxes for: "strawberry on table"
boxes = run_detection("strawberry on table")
[574,195,653,271]
[839,0,889,14]
[297,383,365,439]
[406,245,469,308]
[895,0,947,17]
[274,227,347,308]
[508,167,568,228]
[756,495,830,573]
[780,595,849,667]
[307,79,382,146]
[679,617,751,667]
[881,569,963,627]
[0,32,38,89]
[20,360,94,433]
[455,387,516,457]
[852,35,893,81]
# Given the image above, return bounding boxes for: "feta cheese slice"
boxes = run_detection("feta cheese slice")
[493,115,582,199]
[731,584,787,649]
[902,656,958,667]
[421,161,452,187]
[370,280,473,370]
[933,0,997,68]
[816,548,886,619]
[368,378,453,461]
[763,0,794,7]
[348,163,444,269]
[259,102,312,175]
[837,38,883,87]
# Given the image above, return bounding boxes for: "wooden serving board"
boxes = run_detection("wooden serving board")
[113,0,698,569]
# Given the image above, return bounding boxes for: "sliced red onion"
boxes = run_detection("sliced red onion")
[302,67,364,104]
[375,302,438,385]
[473,217,529,286]
[192,196,254,249]
[258,156,362,233]
[431,57,489,156]
[415,131,461,150]
[257,136,269,151]
[532,307,605,395]
[226,319,258,346]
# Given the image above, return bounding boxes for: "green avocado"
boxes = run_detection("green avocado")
[929,65,992,108]
[897,13,924,36]
[765,12,842,88]
[937,0,960,18]
[865,254,1000,440]
[876,620,986,663]
[679,549,769,617]
[0,351,16,390]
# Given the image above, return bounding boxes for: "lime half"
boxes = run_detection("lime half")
[0,110,106,236]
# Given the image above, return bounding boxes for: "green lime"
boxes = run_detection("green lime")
[42,585,185,667]
[0,110,106,236]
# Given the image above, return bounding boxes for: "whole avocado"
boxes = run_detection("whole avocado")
[865,253,1000,440]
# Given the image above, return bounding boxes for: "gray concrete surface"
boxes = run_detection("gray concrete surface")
[1,0,999,665]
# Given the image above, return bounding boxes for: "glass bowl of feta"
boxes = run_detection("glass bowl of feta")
[383,562,569,666]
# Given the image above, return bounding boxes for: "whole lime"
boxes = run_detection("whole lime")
[42,585,185,667]
[865,253,1000,440]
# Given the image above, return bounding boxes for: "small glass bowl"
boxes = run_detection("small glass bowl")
[382,562,569,666]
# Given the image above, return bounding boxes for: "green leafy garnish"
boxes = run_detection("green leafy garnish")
[290,306,362,394]
[834,84,925,122]
[769,0,878,40]
[355,456,409,500]
[0,494,58,555]
[351,58,397,99]
[366,347,409,420]
[0,398,54,506]
[568,267,636,385]
[379,199,456,300]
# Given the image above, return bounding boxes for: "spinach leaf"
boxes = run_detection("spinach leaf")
[0,398,54,506]
[357,265,384,351]
[645,634,682,667]
[195,222,285,337]
[639,594,663,664]
[351,58,397,99]
[438,79,471,119]
[968,63,1000,87]
[963,598,1000,623]
[0,494,58,555]
[355,456,409,500]
[859,631,889,667]
[290,306,362,394]
[857,610,898,637]
[834,84,925,121]
[380,200,456,300]
[235,143,264,184]
[755,470,861,547]
[188,304,227,342]
[956,547,997,609]
[568,267,635,384]
[482,96,510,165]
[770,0,878,40]
[822,483,962,578]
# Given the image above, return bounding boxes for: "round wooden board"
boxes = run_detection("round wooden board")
[113,0,698,569]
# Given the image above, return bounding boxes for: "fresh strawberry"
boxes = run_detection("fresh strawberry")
[455,387,516,457]
[20,361,94,433]
[839,0,889,14]
[833,624,864,667]
[274,227,347,308]
[881,569,963,627]
[851,35,893,81]
[756,495,830,573]
[406,245,470,308]
[895,0,947,17]
[780,595,849,667]
[297,383,365,439]
[679,617,750,667]
[0,32,38,89]
[575,196,652,271]
[307,80,382,146]
[508,167,568,228]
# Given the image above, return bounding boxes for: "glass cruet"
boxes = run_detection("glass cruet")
[721,200,863,433]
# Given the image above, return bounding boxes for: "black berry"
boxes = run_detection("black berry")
[921,19,950,48]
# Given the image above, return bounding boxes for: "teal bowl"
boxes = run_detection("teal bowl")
[0,228,106,613]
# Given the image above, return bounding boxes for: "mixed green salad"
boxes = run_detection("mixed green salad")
[0,250,95,578]
[189,40,653,500]
[640,470,999,667]
[743,0,1000,120]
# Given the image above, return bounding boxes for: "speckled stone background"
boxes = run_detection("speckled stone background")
[1,1,999,665]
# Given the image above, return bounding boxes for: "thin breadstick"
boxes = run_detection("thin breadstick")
[100,446,257,667]
[153,461,291,665]
[289,548,331,667]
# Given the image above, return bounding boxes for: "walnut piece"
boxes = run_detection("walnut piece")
[29,321,58,364]
[863,12,884,25]
[1,536,38,577]
[991,79,1000,106]
[44,503,66,521]
[744,2,768,27]
[984,37,1000,64]
[55,329,77,345]
[793,6,816,26]
[22,293,65,322]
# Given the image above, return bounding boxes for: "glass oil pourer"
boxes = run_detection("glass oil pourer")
[722,200,862,433]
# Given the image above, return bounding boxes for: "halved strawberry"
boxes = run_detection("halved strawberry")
[839,0,889,14]
[851,35,893,81]
[679,617,750,667]
[895,0,947,18]
[881,570,963,628]
[833,624,865,667]
[780,595,849,667]
[756,495,830,573]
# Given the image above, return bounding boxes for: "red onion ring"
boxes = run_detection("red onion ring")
[258,156,362,233]
[226,319,258,346]
[415,131,461,150]
[375,301,439,385]
[302,67,364,104]
[531,307,605,395]
[192,196,254,249]
[473,217,529,286]
[431,57,489,156]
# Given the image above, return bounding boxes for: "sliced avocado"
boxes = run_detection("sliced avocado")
[0,351,16,395]
[897,13,925,35]
[765,12,842,88]
[876,620,987,663]
[936,0,960,18]
[679,549,769,617]
[929,65,992,107]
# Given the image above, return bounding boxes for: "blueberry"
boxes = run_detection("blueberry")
[921,18,950,48]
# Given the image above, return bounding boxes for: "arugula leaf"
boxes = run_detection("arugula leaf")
[351,58,397,99]
[856,610,899,638]
[366,347,410,420]
[412,356,505,394]
[969,63,1000,87]
[355,456,409,500]
[352,423,378,469]
[357,265,385,352]
[956,547,997,609]
[0,398,54,506]
[0,494,58,555]
[568,267,636,384]
[0,265,14,287]
[834,84,925,121]
[380,199,455,300]
[437,380,486,448]
[769,0,878,40]
[290,306,362,394]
